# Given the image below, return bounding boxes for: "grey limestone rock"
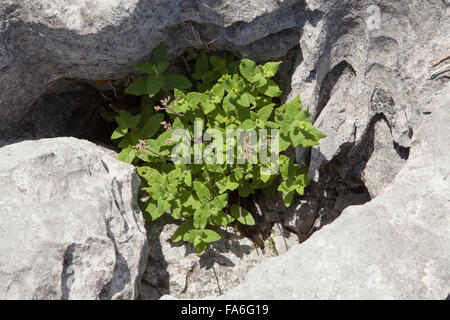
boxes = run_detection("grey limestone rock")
[0,0,313,136]
[140,216,297,299]
[288,0,449,196]
[219,95,450,299]
[0,137,148,299]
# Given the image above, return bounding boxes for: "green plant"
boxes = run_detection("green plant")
[110,43,326,253]
[267,235,279,257]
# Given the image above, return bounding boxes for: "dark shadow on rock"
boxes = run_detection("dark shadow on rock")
[60,244,76,300]
[0,0,366,299]
[0,0,330,133]
[199,227,254,270]
[139,216,172,300]
[3,80,118,145]
[316,60,356,121]
[99,249,131,300]
[0,137,29,148]
[141,213,257,299]
[310,114,402,227]
[100,214,132,299]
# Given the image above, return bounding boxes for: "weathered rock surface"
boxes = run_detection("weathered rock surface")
[220,96,450,299]
[0,0,448,300]
[0,137,147,299]
[140,216,297,299]
[0,0,311,136]
[12,80,117,143]
[1,0,447,214]
[297,0,450,197]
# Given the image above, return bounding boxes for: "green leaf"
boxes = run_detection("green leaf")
[129,129,141,145]
[183,229,200,243]
[140,113,164,138]
[262,61,282,78]
[282,190,294,207]
[111,127,128,139]
[222,92,238,113]
[210,211,235,227]
[156,199,170,218]
[118,146,137,164]
[116,131,137,149]
[183,170,192,187]
[172,220,194,242]
[156,61,170,74]
[125,79,148,96]
[208,193,228,211]
[193,181,211,202]
[239,59,267,87]
[209,83,225,103]
[147,74,164,97]
[238,182,254,198]
[203,101,216,114]
[194,207,209,229]
[281,157,297,180]
[256,105,273,121]
[240,119,255,131]
[236,91,255,108]
[302,122,327,141]
[117,133,131,149]
[295,170,310,187]
[187,92,206,108]
[139,104,155,127]
[136,62,153,74]
[289,121,326,148]
[210,56,227,71]
[165,74,192,90]
[255,95,275,109]
[194,238,207,254]
[172,117,185,130]
[295,185,305,195]
[202,229,222,243]
[230,204,255,225]
[215,175,240,193]
[150,43,167,65]
[195,51,209,76]
[138,166,163,184]
[277,180,296,207]
[279,133,291,152]
[258,79,282,97]
[183,194,202,210]
[155,131,175,153]
[137,60,169,76]
[115,110,141,130]
[227,60,240,74]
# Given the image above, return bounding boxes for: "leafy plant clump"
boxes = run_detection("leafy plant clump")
[109,43,326,253]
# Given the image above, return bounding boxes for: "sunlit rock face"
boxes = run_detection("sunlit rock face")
[0,137,147,299]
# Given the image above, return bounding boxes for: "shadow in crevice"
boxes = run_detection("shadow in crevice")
[290,115,384,235]
[393,141,410,160]
[275,45,303,104]
[316,60,356,121]
[1,0,324,134]
[99,212,132,300]
[60,244,76,300]
[139,213,258,300]
[3,80,121,145]
[138,216,172,300]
